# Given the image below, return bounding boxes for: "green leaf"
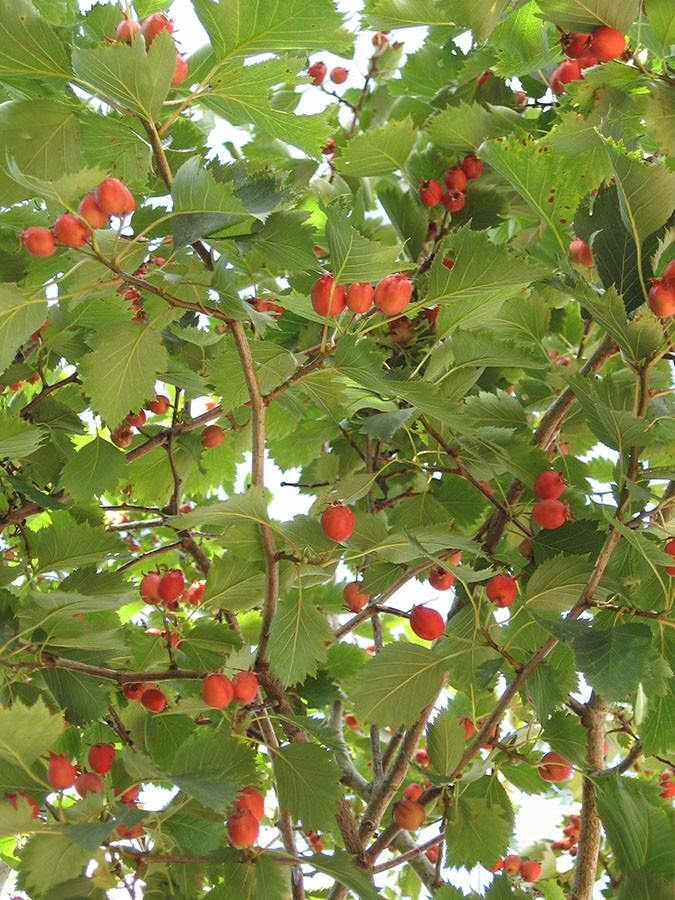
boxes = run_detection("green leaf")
[171,771,242,812]
[171,157,247,246]
[573,623,663,702]
[0,285,48,374]
[0,0,70,80]
[335,119,417,177]
[426,709,467,777]
[646,0,675,51]
[273,743,342,831]
[444,796,511,868]
[202,555,267,613]
[575,284,663,358]
[427,102,526,154]
[568,374,650,452]
[367,0,455,27]
[350,643,447,728]
[491,2,551,76]
[325,208,404,284]
[249,210,317,275]
[41,668,110,723]
[0,699,61,775]
[59,437,127,502]
[301,850,382,900]
[641,630,675,756]
[0,793,42,839]
[536,0,641,33]
[441,0,510,40]
[145,714,196,770]
[378,185,428,263]
[0,413,47,458]
[72,29,175,122]
[523,556,593,615]
[268,595,334,687]
[176,491,269,530]
[606,144,675,249]
[211,854,292,900]
[171,729,256,811]
[33,514,120,574]
[541,711,589,769]
[79,322,169,428]
[193,0,352,59]
[17,832,92,897]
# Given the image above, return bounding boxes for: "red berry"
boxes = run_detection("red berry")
[346,282,374,313]
[588,26,625,62]
[426,846,439,863]
[94,178,135,217]
[373,273,412,316]
[665,538,675,557]
[569,238,594,267]
[409,606,444,641]
[53,213,90,249]
[311,274,346,316]
[372,31,389,46]
[415,748,428,768]
[321,503,355,542]
[201,424,225,448]
[235,786,264,821]
[418,179,443,207]
[561,31,590,58]
[486,574,517,608]
[392,798,425,830]
[186,581,205,605]
[343,581,369,611]
[533,470,565,500]
[116,821,144,839]
[403,783,423,801]
[141,12,174,48]
[662,259,675,280]
[141,688,167,712]
[227,809,259,847]
[201,673,233,708]
[147,394,171,414]
[344,712,361,731]
[123,682,144,701]
[115,16,141,42]
[139,571,162,604]
[532,498,571,529]
[648,278,675,317]
[460,155,483,179]
[171,54,188,87]
[20,226,56,257]
[539,751,572,782]
[308,61,327,86]
[660,781,675,799]
[47,753,76,791]
[550,59,583,94]
[158,569,185,602]
[429,566,454,590]
[458,716,474,740]
[75,771,103,798]
[111,425,133,449]
[441,190,466,213]
[442,166,467,192]
[126,409,146,427]
[88,743,115,775]
[503,854,522,875]
[330,66,348,84]
[520,859,542,881]
[490,858,504,872]
[232,671,258,704]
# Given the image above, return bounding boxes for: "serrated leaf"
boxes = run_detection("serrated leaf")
[573,623,663,701]
[0,699,62,775]
[250,210,317,274]
[367,0,454,27]
[536,0,641,33]
[325,209,403,284]
[445,796,511,868]
[523,556,593,614]
[350,643,447,728]
[0,285,47,373]
[606,144,675,250]
[203,555,267,612]
[17,832,92,897]
[301,850,381,900]
[268,595,333,686]
[273,743,341,832]
[335,119,417,177]
[0,0,70,80]
[175,491,269,530]
[59,437,126,502]
[79,322,168,428]
[426,709,466,777]
[427,102,496,154]
[442,0,510,40]
[0,793,42,838]
[641,630,675,756]
[378,185,428,262]
[41,669,110,723]
[171,156,247,246]
[33,514,120,574]
[145,714,195,770]
[0,413,47,458]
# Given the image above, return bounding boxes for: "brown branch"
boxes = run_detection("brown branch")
[19,372,81,421]
[14,646,208,684]
[263,352,328,405]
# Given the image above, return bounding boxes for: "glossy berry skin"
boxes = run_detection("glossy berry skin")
[330,66,348,84]
[78,192,107,228]
[443,166,467,192]
[561,31,590,58]
[201,673,233,708]
[20,227,56,257]
[47,753,76,790]
[88,743,115,775]
[53,213,90,249]
[115,17,141,42]
[343,581,369,611]
[346,282,374,313]
[186,581,205,605]
[429,567,454,590]
[123,682,144,701]
[139,571,162,604]
[550,59,583,94]
[75,772,103,798]
[141,12,174,47]
[460,154,483,179]
[158,569,185,602]
[227,809,259,847]
[201,424,225,448]
[403,783,423,801]
[311,273,346,316]
[235,786,264,821]
[232,671,258,704]
[486,574,517,608]
[116,784,140,806]
[569,238,594,267]
[503,854,522,875]
[588,26,625,62]
[94,178,135,217]
[308,61,327,85]
[321,504,355,542]
[141,688,167,712]
[539,751,573,782]
[532,498,570,529]
[147,394,170,414]
[426,846,439,864]
[409,606,444,641]
[373,273,412,316]
[418,179,443,207]
[520,860,542,882]
[392,798,425,830]
[648,278,675,317]
[533,469,565,500]
[172,54,188,87]
[441,190,466,213]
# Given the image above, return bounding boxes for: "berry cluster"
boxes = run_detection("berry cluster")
[115,13,187,88]
[552,812,581,854]
[139,568,205,611]
[648,258,675,317]
[201,671,259,707]
[311,272,412,318]
[428,549,462,591]
[659,770,675,800]
[307,60,349,87]
[418,154,484,216]
[110,393,171,449]
[20,178,135,258]
[491,855,542,882]
[225,786,264,847]
[551,26,626,95]
[532,469,571,530]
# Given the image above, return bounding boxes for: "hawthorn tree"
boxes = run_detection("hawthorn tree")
[0,0,674,898]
